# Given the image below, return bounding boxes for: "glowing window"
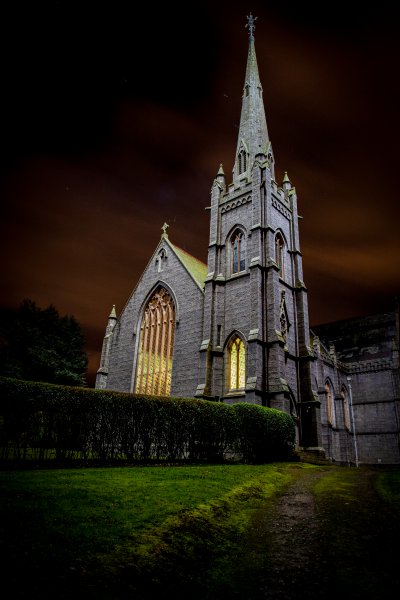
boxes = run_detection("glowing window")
[325,382,334,424]
[275,234,284,279]
[341,389,350,429]
[230,337,245,390]
[232,232,245,274]
[135,287,175,396]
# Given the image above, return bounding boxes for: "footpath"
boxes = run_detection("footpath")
[243,466,400,600]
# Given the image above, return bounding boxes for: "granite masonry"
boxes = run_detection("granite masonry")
[96,26,400,467]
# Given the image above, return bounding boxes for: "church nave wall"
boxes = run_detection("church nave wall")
[106,240,205,398]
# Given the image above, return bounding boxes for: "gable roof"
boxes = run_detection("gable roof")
[170,243,208,292]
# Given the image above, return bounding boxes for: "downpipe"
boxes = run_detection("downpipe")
[347,376,359,467]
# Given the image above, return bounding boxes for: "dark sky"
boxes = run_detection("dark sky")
[1,1,399,384]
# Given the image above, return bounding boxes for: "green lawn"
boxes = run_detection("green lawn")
[376,470,400,515]
[0,463,300,599]
[313,468,400,600]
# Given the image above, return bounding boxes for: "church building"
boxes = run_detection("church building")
[96,17,400,467]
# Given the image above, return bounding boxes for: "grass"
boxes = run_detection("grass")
[0,462,300,599]
[375,470,400,515]
[313,468,399,600]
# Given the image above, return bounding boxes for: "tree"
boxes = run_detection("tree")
[0,299,88,386]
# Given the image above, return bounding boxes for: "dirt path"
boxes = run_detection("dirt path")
[241,466,400,600]
[248,467,335,600]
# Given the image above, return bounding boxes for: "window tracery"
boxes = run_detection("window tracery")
[275,234,284,279]
[229,336,245,390]
[325,382,334,424]
[238,150,247,175]
[135,287,175,396]
[231,231,246,274]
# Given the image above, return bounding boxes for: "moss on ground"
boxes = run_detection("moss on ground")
[313,468,400,600]
[0,463,301,599]
[375,471,400,515]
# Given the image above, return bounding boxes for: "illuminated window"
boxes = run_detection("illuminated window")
[275,234,284,279]
[230,336,245,390]
[238,150,247,174]
[231,232,245,274]
[341,388,350,429]
[325,382,334,424]
[135,287,175,396]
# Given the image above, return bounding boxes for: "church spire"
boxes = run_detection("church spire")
[234,15,269,186]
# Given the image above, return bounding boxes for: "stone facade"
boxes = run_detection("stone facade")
[95,31,400,467]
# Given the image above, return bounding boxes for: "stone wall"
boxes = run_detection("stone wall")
[105,238,205,398]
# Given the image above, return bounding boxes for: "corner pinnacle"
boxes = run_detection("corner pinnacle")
[283,171,291,184]
[217,164,225,176]
[109,305,117,319]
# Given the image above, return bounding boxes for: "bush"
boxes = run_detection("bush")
[233,403,295,462]
[0,377,295,462]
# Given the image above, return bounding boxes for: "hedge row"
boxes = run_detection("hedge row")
[0,377,295,462]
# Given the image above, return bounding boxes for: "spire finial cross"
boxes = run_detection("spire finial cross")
[246,13,258,39]
[161,222,169,234]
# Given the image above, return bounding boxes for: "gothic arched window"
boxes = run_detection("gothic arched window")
[231,231,246,274]
[325,382,334,424]
[341,388,350,429]
[135,287,175,396]
[229,336,245,390]
[275,234,284,279]
[238,150,247,175]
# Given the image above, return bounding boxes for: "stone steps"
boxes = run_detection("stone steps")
[289,446,334,466]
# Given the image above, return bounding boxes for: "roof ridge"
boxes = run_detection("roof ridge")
[172,244,207,266]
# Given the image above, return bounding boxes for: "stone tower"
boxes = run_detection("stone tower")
[197,19,322,447]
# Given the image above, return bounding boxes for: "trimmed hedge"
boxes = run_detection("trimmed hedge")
[0,377,295,462]
[233,403,295,462]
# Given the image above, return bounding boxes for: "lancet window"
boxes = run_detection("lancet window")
[229,336,246,391]
[135,287,175,396]
[231,231,246,274]
[238,150,247,175]
[325,382,334,424]
[275,234,284,279]
[341,388,350,429]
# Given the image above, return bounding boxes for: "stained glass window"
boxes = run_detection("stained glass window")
[232,232,245,274]
[240,241,245,272]
[230,336,245,390]
[325,382,333,424]
[232,236,238,274]
[275,234,284,279]
[341,389,350,429]
[135,287,175,396]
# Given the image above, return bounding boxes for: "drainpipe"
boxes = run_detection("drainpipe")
[347,376,359,467]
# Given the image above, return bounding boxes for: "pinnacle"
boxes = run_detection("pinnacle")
[217,164,225,176]
[109,305,117,319]
[283,171,291,184]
